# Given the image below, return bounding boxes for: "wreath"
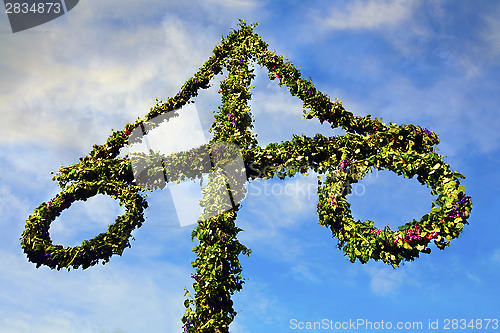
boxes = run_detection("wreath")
[21,157,148,270]
[316,128,472,267]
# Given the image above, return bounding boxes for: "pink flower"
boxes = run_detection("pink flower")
[426,231,438,240]
[339,158,350,170]
[404,225,422,242]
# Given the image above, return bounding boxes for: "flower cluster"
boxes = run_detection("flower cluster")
[448,196,471,219]
[414,128,432,136]
[394,225,437,243]
[122,127,131,138]
[403,225,423,242]
[227,113,237,126]
[338,158,350,170]
[371,227,437,244]
[43,252,56,266]
[183,318,194,332]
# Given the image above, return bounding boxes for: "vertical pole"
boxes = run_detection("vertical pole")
[182,27,256,332]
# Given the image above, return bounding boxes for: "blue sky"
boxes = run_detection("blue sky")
[1,1,499,332]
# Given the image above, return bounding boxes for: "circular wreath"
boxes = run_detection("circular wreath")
[316,133,472,267]
[21,158,148,270]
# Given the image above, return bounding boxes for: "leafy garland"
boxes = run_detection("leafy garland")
[21,20,472,333]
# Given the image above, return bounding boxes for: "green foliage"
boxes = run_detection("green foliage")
[21,20,472,332]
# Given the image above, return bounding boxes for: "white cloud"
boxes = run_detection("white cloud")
[288,264,320,284]
[249,67,339,147]
[0,3,223,152]
[0,185,30,224]
[232,280,287,328]
[491,248,500,263]
[321,0,417,30]
[251,80,304,117]
[363,265,407,296]
[0,246,191,333]
[244,175,318,228]
[338,68,500,157]
[397,76,500,155]
[48,193,127,247]
[465,271,481,284]
[205,0,259,8]
[481,4,500,62]
[0,185,32,250]
[236,180,310,263]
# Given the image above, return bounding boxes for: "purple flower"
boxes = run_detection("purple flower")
[227,113,237,126]
[43,252,56,266]
[447,196,471,219]
[183,318,194,331]
[458,196,471,205]
[415,128,432,136]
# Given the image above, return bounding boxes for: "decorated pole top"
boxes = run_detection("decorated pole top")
[21,20,472,332]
